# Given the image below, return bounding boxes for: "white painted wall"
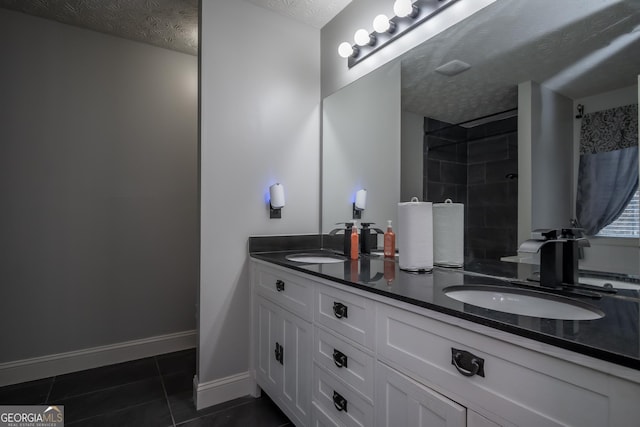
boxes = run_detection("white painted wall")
[518,81,573,243]
[401,111,425,202]
[199,0,320,402]
[532,83,574,231]
[322,62,401,234]
[321,0,497,97]
[0,9,198,364]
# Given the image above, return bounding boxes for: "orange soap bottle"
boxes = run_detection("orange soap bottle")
[350,221,359,260]
[384,220,396,258]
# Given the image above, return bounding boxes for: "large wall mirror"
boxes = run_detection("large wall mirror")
[322,0,640,275]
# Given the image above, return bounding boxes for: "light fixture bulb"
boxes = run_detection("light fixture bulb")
[338,42,354,58]
[373,14,391,33]
[394,0,418,18]
[354,29,373,46]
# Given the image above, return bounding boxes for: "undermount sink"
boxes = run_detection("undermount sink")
[285,252,347,264]
[579,277,640,290]
[443,285,605,320]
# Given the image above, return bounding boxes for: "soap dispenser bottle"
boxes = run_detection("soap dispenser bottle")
[384,220,396,258]
[350,221,359,260]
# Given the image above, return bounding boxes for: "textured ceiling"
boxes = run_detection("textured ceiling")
[246,0,352,29]
[0,0,350,55]
[401,0,640,125]
[0,0,199,55]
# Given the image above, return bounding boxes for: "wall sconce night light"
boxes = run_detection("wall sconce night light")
[337,0,460,68]
[269,183,285,219]
[353,189,367,219]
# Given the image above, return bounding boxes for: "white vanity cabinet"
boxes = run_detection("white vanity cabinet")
[252,265,313,426]
[311,284,377,427]
[375,301,640,427]
[251,259,640,427]
[376,360,466,427]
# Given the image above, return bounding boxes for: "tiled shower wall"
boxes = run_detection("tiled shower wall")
[424,117,518,261]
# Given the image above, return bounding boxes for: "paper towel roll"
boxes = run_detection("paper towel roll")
[433,199,464,267]
[397,198,433,272]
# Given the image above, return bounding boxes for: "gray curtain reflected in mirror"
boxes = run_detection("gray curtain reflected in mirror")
[576,104,639,236]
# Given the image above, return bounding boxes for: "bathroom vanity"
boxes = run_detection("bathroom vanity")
[249,241,640,427]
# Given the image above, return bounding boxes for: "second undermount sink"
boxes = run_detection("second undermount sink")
[443,285,605,320]
[285,252,347,264]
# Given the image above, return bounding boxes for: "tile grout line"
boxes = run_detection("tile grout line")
[46,374,159,402]
[173,397,257,426]
[64,398,168,426]
[45,376,56,404]
[155,356,177,427]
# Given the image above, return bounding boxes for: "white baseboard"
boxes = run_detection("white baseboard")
[0,330,197,387]
[194,372,255,410]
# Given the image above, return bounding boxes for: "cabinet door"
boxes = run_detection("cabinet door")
[281,307,312,426]
[376,362,466,427]
[255,297,284,398]
[467,410,500,427]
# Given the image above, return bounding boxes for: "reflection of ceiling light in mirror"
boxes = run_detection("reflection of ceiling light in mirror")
[393,0,418,18]
[338,42,356,58]
[373,14,395,33]
[190,27,198,44]
[434,59,471,76]
[354,28,374,46]
[543,25,640,91]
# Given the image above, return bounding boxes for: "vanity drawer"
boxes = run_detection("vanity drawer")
[376,302,611,427]
[312,402,341,427]
[254,265,313,320]
[313,326,374,402]
[315,284,375,350]
[312,363,374,427]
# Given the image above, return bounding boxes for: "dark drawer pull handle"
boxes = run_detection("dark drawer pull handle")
[332,391,348,412]
[333,302,348,319]
[451,348,484,378]
[275,280,285,292]
[274,342,283,365]
[333,349,348,368]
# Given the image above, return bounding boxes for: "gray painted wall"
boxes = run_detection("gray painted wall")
[199,1,320,386]
[0,9,198,363]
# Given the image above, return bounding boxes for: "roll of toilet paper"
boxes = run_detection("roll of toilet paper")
[397,197,433,272]
[433,199,464,267]
[269,183,285,208]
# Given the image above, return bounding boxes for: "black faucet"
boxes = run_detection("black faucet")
[518,228,590,287]
[329,222,355,257]
[359,222,384,255]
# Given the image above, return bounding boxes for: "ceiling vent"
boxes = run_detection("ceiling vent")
[435,59,471,76]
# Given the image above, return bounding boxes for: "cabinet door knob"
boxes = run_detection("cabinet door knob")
[275,280,285,292]
[451,348,484,378]
[333,302,348,319]
[274,342,283,365]
[332,390,348,412]
[333,349,348,368]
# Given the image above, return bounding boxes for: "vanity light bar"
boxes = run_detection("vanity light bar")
[338,0,460,68]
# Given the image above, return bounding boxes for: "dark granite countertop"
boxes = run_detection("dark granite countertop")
[250,239,640,371]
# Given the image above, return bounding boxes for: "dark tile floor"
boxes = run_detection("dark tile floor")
[0,349,292,426]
